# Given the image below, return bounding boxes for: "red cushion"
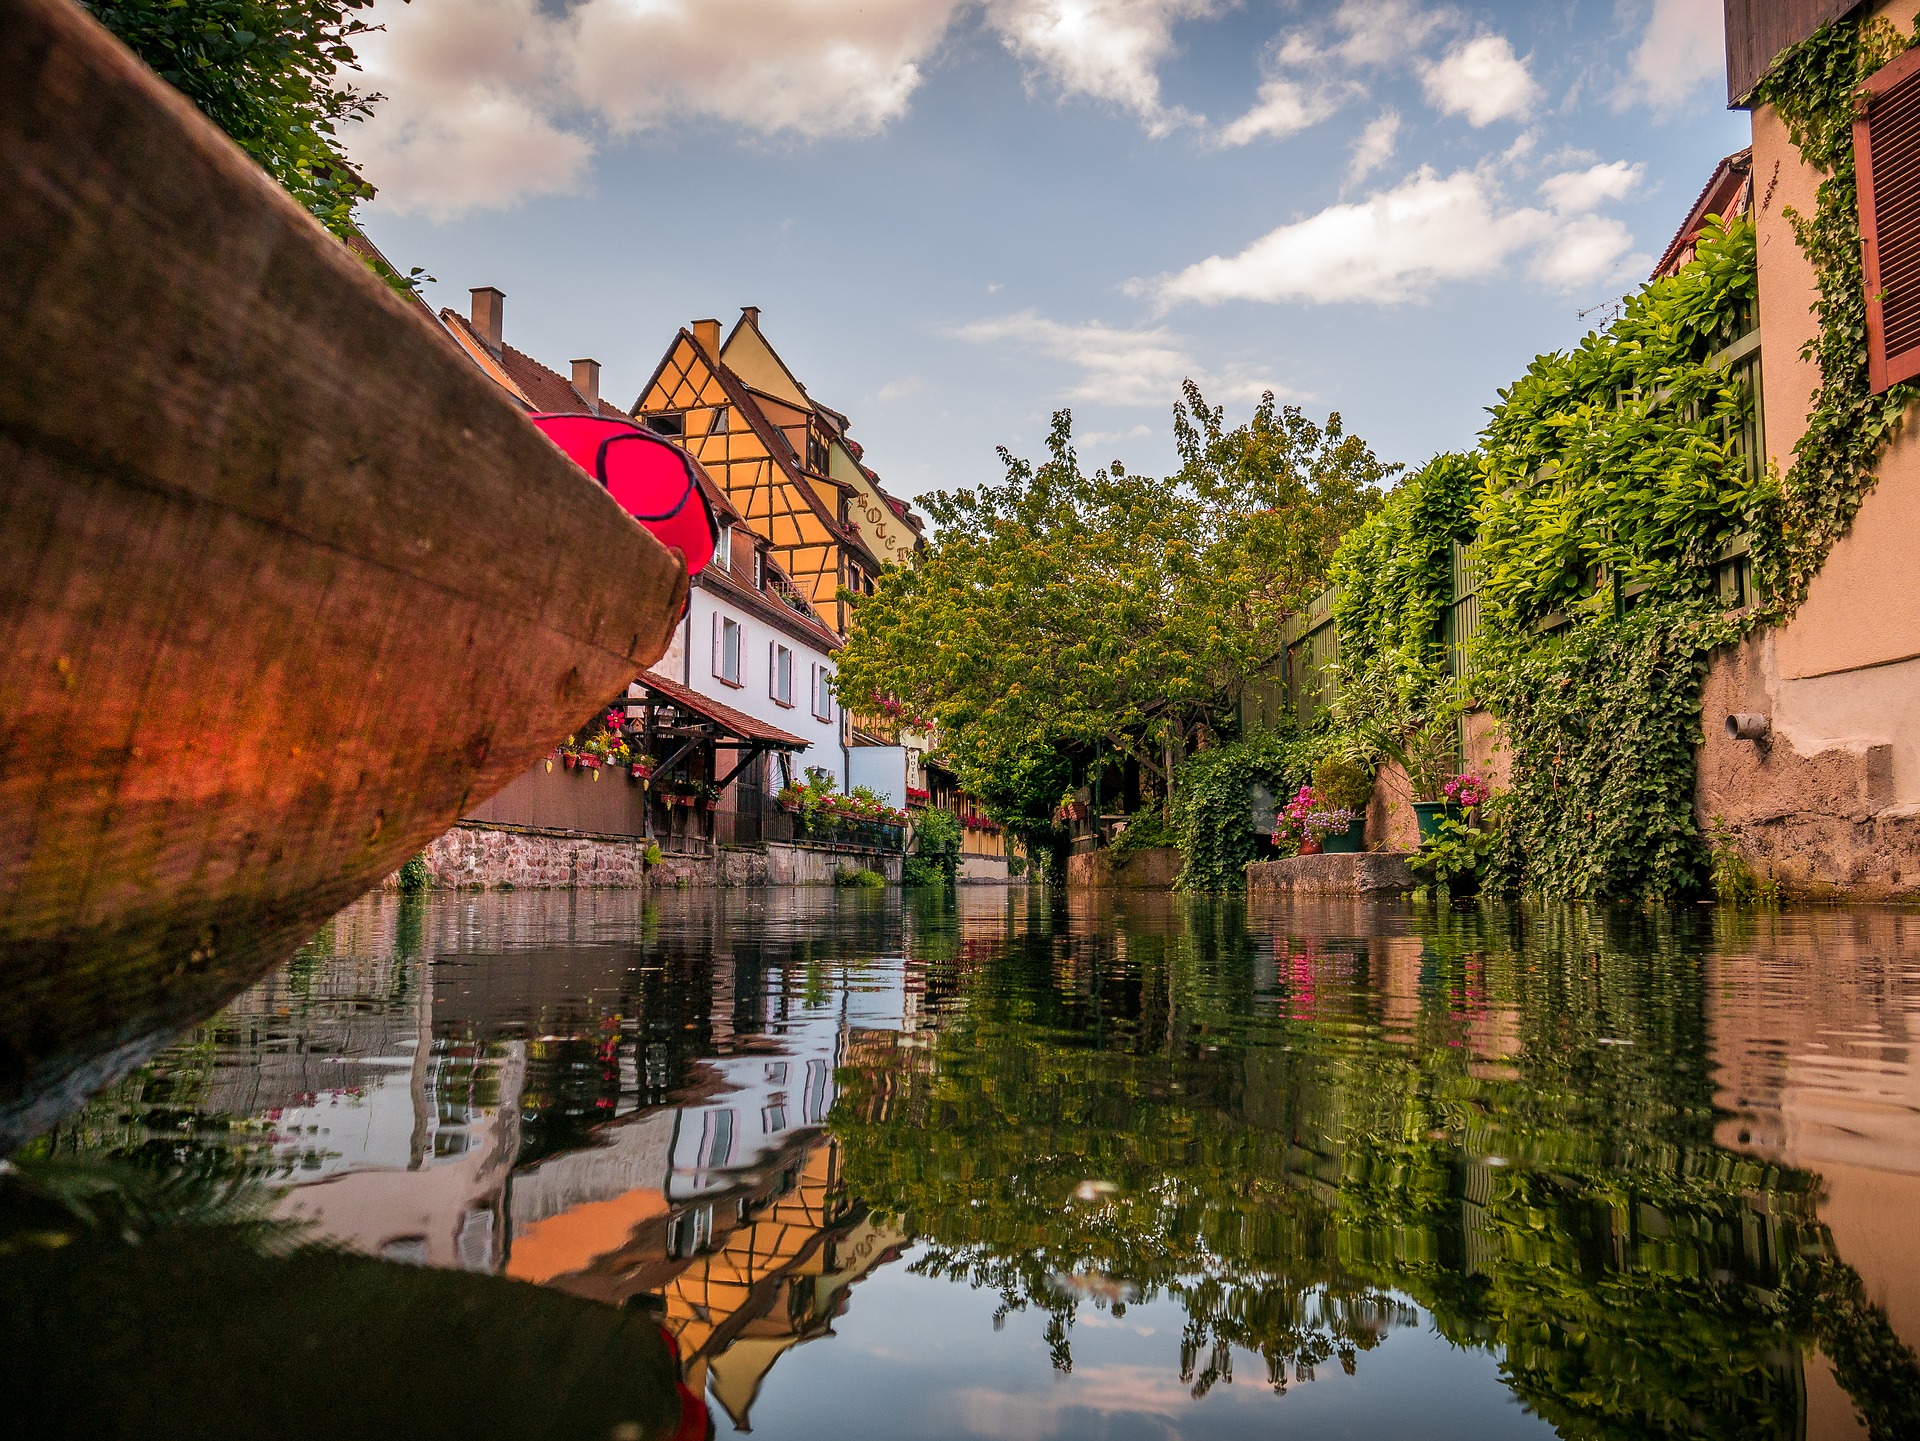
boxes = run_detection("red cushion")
[530,413,717,575]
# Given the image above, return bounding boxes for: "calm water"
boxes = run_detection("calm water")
[11,888,1920,1439]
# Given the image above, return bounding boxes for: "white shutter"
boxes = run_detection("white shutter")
[711,611,720,678]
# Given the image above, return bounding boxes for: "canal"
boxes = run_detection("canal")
[7,889,1919,1439]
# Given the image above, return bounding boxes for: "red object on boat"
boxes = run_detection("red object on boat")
[530,414,718,576]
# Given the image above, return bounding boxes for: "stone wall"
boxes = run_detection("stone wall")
[1247,853,1415,897]
[1696,632,1920,898]
[397,823,904,890]
[1065,846,1181,889]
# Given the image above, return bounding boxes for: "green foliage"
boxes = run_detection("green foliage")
[837,395,1389,835]
[1406,815,1496,894]
[396,853,429,894]
[835,866,886,889]
[1107,806,1172,858]
[1748,16,1920,615]
[1168,731,1316,891]
[642,840,664,867]
[1474,219,1760,633]
[1481,601,1735,902]
[1310,754,1374,812]
[907,806,961,888]
[83,0,384,243]
[1706,819,1780,906]
[1330,451,1478,705]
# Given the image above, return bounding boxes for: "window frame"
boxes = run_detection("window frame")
[712,613,743,688]
[811,663,833,722]
[1855,45,1920,393]
[771,643,794,707]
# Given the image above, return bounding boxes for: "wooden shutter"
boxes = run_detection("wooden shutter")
[1856,47,1920,393]
[711,612,721,678]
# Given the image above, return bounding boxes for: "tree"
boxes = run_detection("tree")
[834,390,1391,836]
[83,0,386,242]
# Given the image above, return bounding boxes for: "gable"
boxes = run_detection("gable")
[720,318,809,407]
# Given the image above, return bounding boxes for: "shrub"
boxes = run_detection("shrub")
[836,866,886,889]
[396,853,430,894]
[1311,755,1374,813]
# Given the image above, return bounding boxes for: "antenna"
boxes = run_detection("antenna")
[1578,296,1625,326]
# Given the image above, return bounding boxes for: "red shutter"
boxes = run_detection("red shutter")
[1856,46,1920,393]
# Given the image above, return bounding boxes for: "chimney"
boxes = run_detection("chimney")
[470,287,504,353]
[571,358,600,409]
[740,305,761,327]
[691,318,721,356]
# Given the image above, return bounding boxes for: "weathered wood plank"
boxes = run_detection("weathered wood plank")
[0,0,686,1146]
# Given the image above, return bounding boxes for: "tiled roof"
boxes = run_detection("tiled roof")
[699,563,843,651]
[1652,148,1752,281]
[637,670,810,748]
[440,309,630,419]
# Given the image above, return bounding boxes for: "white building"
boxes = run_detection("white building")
[655,486,847,795]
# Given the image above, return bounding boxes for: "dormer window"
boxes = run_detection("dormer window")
[713,523,732,573]
[753,550,765,590]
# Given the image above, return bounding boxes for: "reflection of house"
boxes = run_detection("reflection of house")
[635,308,922,634]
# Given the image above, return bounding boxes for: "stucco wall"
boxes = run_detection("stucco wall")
[1694,20,1920,893]
[1065,846,1181,889]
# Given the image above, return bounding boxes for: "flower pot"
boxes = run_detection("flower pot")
[1319,817,1363,854]
[1413,801,1460,841]
[563,754,577,770]
[1299,838,1323,856]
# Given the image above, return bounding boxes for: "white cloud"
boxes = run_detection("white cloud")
[1540,160,1642,214]
[1147,161,1644,306]
[1420,34,1539,126]
[954,310,1198,405]
[875,376,929,402]
[1079,422,1153,447]
[1329,0,1454,67]
[1346,109,1399,185]
[1215,76,1346,147]
[350,0,1221,217]
[1616,0,1723,111]
[348,0,592,219]
[953,310,1293,407]
[989,0,1225,134]
[1532,215,1641,289]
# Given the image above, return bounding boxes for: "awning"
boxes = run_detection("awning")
[633,670,809,749]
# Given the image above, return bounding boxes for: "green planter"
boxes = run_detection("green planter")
[1319,817,1363,854]
[1413,801,1461,842]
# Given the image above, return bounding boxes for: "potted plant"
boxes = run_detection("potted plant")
[1311,755,1374,851]
[1305,807,1361,854]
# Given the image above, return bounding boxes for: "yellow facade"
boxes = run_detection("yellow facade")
[635,312,920,633]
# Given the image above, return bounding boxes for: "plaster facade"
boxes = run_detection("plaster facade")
[1696,10,1920,894]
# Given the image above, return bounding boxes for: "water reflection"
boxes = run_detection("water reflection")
[25,890,1920,1438]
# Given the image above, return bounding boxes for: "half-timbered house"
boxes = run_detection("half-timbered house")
[633,308,922,633]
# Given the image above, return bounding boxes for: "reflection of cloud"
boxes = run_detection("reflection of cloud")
[949,1364,1200,1441]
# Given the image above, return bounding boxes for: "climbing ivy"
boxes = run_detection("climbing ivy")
[1748,15,1920,615]
[1329,451,1478,706]
[1168,732,1315,892]
[1480,601,1738,902]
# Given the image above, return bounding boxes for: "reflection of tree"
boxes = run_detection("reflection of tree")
[833,901,1918,1437]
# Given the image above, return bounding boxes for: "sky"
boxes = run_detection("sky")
[347,0,1751,502]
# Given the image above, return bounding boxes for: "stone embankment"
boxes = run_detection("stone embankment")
[393,822,901,889]
[1246,852,1416,897]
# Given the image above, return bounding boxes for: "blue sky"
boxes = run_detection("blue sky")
[350,1,1749,501]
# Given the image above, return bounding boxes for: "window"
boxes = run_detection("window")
[709,405,729,433]
[712,614,742,686]
[1857,47,1920,392]
[771,644,794,706]
[644,411,684,438]
[811,664,833,722]
[713,523,732,573]
[752,550,765,590]
[806,429,829,474]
